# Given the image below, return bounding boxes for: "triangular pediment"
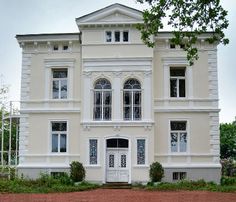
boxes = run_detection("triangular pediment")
[76,3,143,27]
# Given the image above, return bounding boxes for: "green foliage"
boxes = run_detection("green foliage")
[146,179,236,192]
[221,158,236,177]
[220,123,236,160]
[149,162,164,182]
[0,174,99,193]
[221,176,236,186]
[70,161,86,182]
[137,0,229,65]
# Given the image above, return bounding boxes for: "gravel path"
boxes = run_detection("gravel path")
[0,189,236,202]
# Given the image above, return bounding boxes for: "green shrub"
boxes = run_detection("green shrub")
[70,161,86,182]
[149,162,164,182]
[221,176,236,185]
[221,158,236,177]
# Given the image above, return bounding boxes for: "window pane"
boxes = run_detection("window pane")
[107,139,118,148]
[124,92,131,105]
[134,91,141,105]
[94,92,101,105]
[89,139,97,165]
[179,133,187,152]
[109,154,114,167]
[106,31,112,42]
[123,31,129,42]
[170,68,185,76]
[53,80,59,99]
[60,80,67,99]
[134,107,141,120]
[52,122,67,131]
[104,91,111,105]
[124,107,131,120]
[170,79,177,97]
[60,134,67,152]
[137,139,145,165]
[120,154,126,168]
[180,172,186,180]
[53,70,67,78]
[124,79,141,89]
[94,107,101,120]
[179,79,185,97]
[94,79,111,89]
[173,172,179,180]
[52,134,58,152]
[104,106,111,120]
[118,139,128,148]
[171,133,178,152]
[115,31,120,42]
[171,121,186,131]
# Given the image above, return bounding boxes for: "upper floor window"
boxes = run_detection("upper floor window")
[170,67,186,98]
[123,79,141,120]
[170,121,187,152]
[93,79,112,120]
[105,30,129,43]
[52,69,68,99]
[51,121,67,153]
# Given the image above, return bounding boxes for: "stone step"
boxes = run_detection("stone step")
[101,183,132,189]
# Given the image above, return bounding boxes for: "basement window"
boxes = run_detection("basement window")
[170,44,176,49]
[53,45,59,51]
[63,45,68,51]
[173,172,187,181]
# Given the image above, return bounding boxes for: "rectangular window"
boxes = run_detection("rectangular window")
[51,121,67,153]
[105,31,112,42]
[89,139,98,165]
[115,31,120,42]
[170,67,186,98]
[52,69,68,99]
[170,121,187,153]
[137,139,145,165]
[173,172,187,181]
[123,31,129,42]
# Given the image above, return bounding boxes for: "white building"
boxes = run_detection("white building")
[16,3,221,183]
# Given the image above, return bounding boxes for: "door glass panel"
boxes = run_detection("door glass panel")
[109,154,114,168]
[120,154,126,168]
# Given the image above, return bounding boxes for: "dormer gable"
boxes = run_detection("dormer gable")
[76,3,143,29]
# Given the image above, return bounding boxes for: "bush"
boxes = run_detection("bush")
[70,161,85,182]
[149,162,164,182]
[221,158,236,177]
[221,176,236,186]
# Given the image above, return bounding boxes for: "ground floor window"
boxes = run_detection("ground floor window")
[51,172,67,178]
[173,172,187,181]
[51,121,67,153]
[89,139,98,165]
[137,139,145,165]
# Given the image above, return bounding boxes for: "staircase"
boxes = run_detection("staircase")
[102,182,132,189]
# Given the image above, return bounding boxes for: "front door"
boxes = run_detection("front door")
[106,139,129,182]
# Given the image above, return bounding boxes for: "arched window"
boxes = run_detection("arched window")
[93,79,112,120]
[123,79,141,120]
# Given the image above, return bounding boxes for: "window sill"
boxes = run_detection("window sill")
[84,164,101,168]
[133,164,149,168]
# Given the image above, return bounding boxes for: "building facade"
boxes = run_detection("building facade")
[16,4,221,183]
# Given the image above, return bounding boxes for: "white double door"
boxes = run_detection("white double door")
[106,148,129,182]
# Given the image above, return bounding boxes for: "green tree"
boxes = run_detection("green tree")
[220,122,236,160]
[137,0,229,65]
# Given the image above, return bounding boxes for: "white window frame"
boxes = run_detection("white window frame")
[44,58,75,100]
[173,172,187,181]
[50,121,68,154]
[87,138,100,167]
[169,120,189,154]
[170,67,186,98]
[52,68,68,99]
[104,30,130,43]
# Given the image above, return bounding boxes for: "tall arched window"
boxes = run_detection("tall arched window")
[123,79,141,120]
[93,79,112,120]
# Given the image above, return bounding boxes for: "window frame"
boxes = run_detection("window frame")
[52,68,68,100]
[137,139,146,165]
[169,67,186,98]
[123,79,142,121]
[88,138,100,166]
[172,172,187,181]
[169,120,188,153]
[104,30,129,43]
[50,121,68,154]
[93,78,112,121]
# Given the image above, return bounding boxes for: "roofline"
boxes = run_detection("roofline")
[75,3,143,21]
[16,32,80,43]
[155,31,215,39]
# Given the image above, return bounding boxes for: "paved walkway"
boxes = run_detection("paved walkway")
[0,189,236,202]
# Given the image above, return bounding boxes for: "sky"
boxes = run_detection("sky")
[0,0,235,123]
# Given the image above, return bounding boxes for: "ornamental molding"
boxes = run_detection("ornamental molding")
[44,58,75,68]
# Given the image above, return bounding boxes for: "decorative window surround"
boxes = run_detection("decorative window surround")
[136,138,148,166]
[44,58,75,100]
[162,57,193,103]
[86,138,100,167]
